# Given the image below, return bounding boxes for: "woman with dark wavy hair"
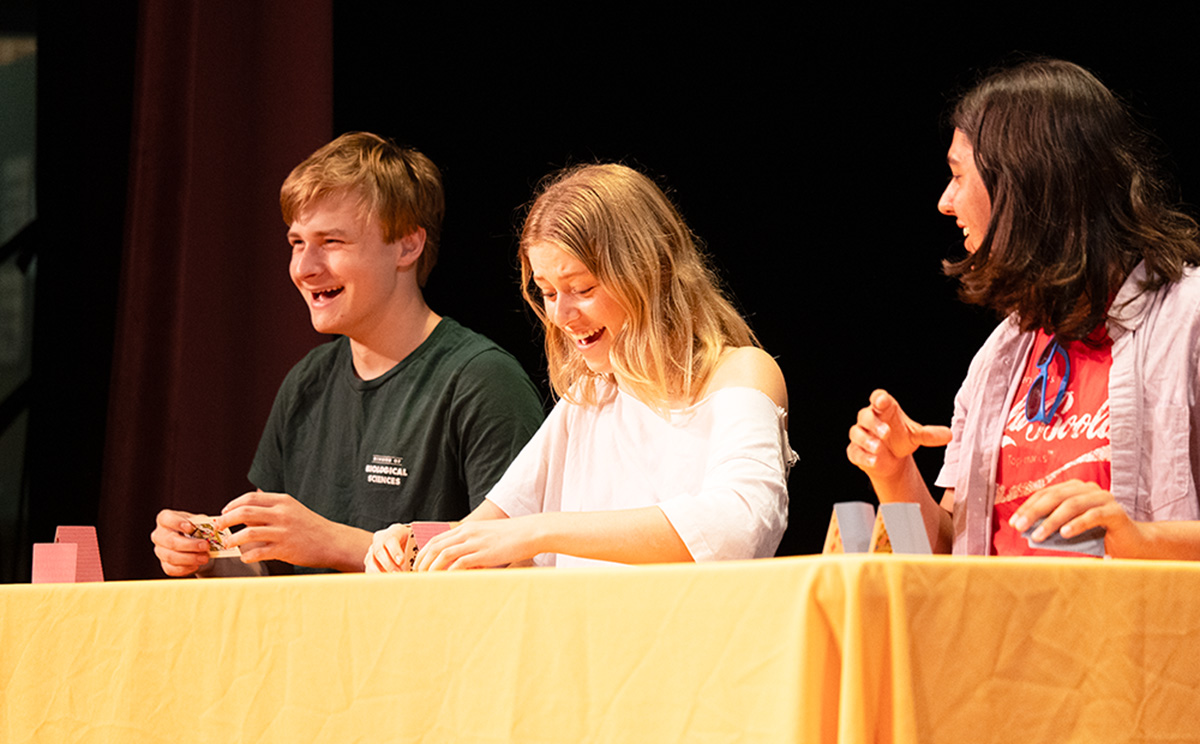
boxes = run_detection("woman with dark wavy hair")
[848,58,1200,558]
[367,163,793,570]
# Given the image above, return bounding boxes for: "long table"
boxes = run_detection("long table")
[3,555,1200,742]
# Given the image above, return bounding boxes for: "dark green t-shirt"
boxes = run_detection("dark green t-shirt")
[249,318,544,551]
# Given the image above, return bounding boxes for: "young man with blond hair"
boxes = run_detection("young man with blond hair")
[151,132,543,574]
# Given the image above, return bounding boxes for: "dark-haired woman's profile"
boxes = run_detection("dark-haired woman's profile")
[848,58,1200,558]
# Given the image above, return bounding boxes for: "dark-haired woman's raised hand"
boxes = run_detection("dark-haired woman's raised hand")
[847,390,952,478]
[847,389,955,552]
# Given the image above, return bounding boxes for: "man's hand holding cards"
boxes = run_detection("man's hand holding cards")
[151,509,225,577]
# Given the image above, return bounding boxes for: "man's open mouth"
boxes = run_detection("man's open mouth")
[312,286,344,302]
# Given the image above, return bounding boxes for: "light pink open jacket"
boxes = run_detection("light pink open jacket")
[936,262,1200,555]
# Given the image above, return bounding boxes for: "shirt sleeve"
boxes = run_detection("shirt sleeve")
[450,349,547,509]
[656,389,791,561]
[483,399,570,519]
[247,371,294,493]
[934,380,969,491]
[934,317,1017,493]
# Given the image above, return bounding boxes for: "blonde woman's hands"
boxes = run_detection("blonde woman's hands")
[365,523,417,572]
[414,519,535,571]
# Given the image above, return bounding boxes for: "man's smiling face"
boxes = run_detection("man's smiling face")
[287,192,405,341]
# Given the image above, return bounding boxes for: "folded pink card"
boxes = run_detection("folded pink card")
[32,542,78,584]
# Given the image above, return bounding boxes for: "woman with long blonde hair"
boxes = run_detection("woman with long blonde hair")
[367,164,793,570]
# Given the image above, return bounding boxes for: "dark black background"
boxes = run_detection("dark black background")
[329,8,1200,554]
[23,4,1200,565]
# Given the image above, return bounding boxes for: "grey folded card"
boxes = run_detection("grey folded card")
[1022,517,1105,557]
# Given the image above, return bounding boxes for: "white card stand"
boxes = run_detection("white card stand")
[869,503,931,555]
[822,501,876,554]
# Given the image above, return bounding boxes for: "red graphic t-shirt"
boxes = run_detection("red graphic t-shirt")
[992,328,1112,556]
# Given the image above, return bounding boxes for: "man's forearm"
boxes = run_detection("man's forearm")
[318,523,374,572]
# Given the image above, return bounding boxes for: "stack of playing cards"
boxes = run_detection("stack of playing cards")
[188,516,241,557]
[1020,517,1106,557]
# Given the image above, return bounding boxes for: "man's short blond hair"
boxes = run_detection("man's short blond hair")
[281,132,444,286]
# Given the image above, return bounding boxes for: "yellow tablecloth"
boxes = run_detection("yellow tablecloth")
[3,555,1200,743]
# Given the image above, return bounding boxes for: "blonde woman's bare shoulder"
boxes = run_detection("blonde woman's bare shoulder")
[705,346,788,411]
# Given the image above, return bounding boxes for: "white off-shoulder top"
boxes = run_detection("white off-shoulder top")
[486,385,795,567]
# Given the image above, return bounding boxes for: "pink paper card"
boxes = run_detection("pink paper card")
[411,521,453,550]
[55,525,104,582]
[32,542,78,583]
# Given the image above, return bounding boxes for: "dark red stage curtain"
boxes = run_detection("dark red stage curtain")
[99,0,331,579]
